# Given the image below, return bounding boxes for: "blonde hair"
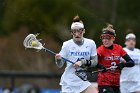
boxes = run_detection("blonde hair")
[102,24,116,36]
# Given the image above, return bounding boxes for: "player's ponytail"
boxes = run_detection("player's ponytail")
[71,15,84,30]
[73,15,83,23]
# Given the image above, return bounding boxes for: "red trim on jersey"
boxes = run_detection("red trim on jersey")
[97,44,127,86]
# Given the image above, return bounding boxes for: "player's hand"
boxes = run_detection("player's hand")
[110,65,117,71]
[55,54,61,60]
[73,61,82,68]
[117,62,125,70]
[101,65,107,72]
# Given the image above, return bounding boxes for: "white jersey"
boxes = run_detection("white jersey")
[120,47,140,82]
[59,38,97,92]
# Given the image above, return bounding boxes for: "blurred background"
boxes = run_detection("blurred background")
[0,0,140,92]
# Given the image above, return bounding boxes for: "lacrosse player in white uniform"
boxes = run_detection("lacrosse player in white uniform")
[55,15,98,93]
[120,33,140,93]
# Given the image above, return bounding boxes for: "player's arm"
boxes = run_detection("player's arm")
[73,55,98,68]
[117,54,135,69]
[80,55,98,67]
[55,45,67,68]
[74,40,98,68]
[55,42,67,68]
[81,40,98,67]
[55,54,65,68]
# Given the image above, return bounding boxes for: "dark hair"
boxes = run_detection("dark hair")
[73,15,83,23]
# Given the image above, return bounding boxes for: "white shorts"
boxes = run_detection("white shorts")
[120,81,140,93]
[61,83,91,93]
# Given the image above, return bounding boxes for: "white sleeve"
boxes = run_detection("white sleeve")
[91,40,97,56]
[59,42,68,58]
[55,42,68,68]
[81,40,97,67]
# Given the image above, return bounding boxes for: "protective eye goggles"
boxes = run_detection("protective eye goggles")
[102,30,116,37]
[100,34,115,40]
[71,28,84,34]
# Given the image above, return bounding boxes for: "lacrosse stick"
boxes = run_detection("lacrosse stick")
[75,66,118,81]
[23,33,75,64]
[91,65,118,74]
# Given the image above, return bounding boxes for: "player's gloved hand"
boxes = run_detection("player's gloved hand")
[55,54,64,68]
[117,62,125,70]
[101,65,107,72]
[109,65,117,71]
[96,63,107,72]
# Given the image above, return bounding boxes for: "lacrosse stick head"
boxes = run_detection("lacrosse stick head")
[23,34,44,50]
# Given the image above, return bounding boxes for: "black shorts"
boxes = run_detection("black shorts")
[98,85,120,93]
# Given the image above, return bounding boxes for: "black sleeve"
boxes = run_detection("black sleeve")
[122,54,135,67]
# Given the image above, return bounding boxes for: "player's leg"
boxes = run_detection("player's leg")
[98,85,114,93]
[81,85,98,93]
[112,86,120,93]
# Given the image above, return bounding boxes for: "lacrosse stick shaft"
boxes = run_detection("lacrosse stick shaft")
[92,69,104,73]
[92,67,117,73]
[43,48,75,64]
